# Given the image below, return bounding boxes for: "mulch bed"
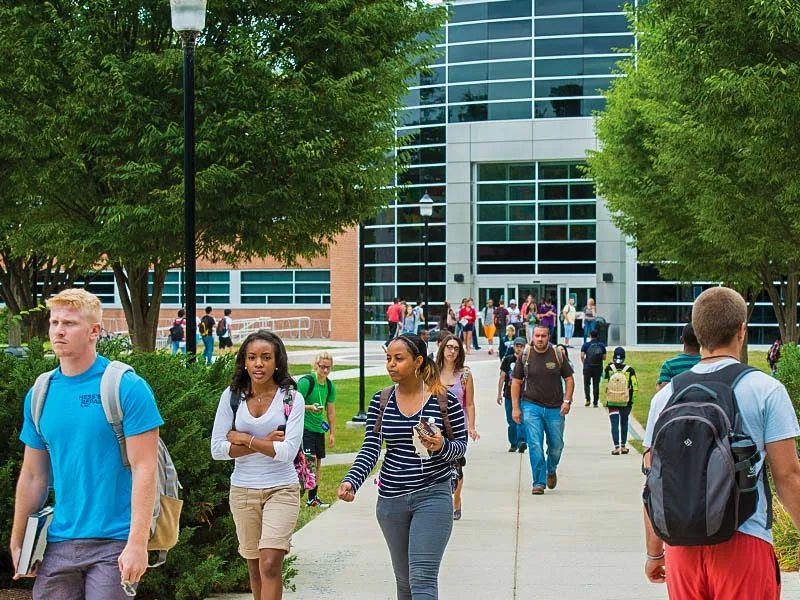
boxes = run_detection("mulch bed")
[0,590,32,599]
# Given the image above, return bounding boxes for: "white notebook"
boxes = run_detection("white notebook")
[15,506,54,576]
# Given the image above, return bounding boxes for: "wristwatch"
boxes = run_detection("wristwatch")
[563,399,572,404]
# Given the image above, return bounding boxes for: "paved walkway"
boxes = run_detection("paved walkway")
[216,346,799,599]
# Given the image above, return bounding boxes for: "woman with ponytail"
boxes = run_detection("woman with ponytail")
[435,334,478,520]
[338,334,467,600]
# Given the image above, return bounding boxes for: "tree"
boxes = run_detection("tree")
[587,0,800,342]
[1,0,446,349]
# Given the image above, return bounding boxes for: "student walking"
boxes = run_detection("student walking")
[497,337,527,453]
[493,300,510,356]
[384,298,404,350]
[210,330,303,600]
[507,299,522,337]
[297,352,337,508]
[538,298,557,341]
[655,322,701,391]
[12,289,163,598]
[218,308,234,354]
[500,325,517,359]
[338,334,467,600]
[436,334,478,520]
[458,298,477,354]
[603,347,638,455]
[170,308,187,354]
[582,298,597,342]
[439,301,456,334]
[581,330,607,407]
[402,303,420,335]
[561,298,577,347]
[199,306,216,365]
[511,326,574,495]
[481,299,497,354]
[642,287,800,598]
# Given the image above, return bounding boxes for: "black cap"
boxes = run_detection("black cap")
[613,347,625,364]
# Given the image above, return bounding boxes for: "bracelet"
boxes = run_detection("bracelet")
[646,552,665,561]
[248,435,254,449]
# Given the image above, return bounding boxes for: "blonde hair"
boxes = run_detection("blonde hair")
[313,351,334,373]
[505,325,515,335]
[46,288,102,324]
[692,287,746,351]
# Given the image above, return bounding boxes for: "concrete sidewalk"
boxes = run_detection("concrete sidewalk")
[215,347,799,599]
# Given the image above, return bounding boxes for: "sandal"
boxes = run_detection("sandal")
[611,448,621,455]
[620,447,630,454]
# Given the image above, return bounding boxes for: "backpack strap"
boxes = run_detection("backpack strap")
[230,390,243,431]
[609,363,618,374]
[326,378,333,397]
[100,360,134,469]
[460,367,470,387]
[670,363,755,428]
[372,386,394,434]
[436,393,454,441]
[301,374,316,398]
[31,369,58,440]
[283,388,294,419]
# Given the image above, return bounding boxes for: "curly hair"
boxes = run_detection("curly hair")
[229,330,295,396]
[435,333,465,372]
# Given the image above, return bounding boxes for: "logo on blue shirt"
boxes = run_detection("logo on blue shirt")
[79,394,101,408]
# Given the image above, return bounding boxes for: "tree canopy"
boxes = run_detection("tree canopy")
[587,0,800,342]
[0,0,446,348]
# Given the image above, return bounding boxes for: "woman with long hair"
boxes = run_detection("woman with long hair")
[583,297,598,342]
[211,330,303,600]
[438,301,456,333]
[401,302,419,335]
[435,334,479,520]
[338,334,467,600]
[457,298,477,354]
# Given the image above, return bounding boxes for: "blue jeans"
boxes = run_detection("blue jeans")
[609,405,632,448]
[504,397,526,448]
[202,335,214,365]
[583,319,596,342]
[376,481,453,600]
[520,402,565,489]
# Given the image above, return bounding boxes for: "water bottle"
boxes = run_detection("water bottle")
[730,433,759,491]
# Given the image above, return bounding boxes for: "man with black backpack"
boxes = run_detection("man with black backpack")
[580,329,606,407]
[642,287,800,598]
[199,306,215,366]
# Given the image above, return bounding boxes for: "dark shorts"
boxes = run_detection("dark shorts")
[34,539,130,600]
[303,429,326,459]
[462,323,475,332]
[219,336,233,349]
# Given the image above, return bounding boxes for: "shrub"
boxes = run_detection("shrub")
[0,347,296,598]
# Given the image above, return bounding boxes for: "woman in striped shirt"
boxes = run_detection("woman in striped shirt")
[338,334,467,600]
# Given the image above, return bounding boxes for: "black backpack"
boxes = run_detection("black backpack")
[643,363,766,546]
[169,322,183,342]
[300,374,332,400]
[586,342,604,367]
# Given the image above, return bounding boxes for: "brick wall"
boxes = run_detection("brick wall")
[329,226,359,342]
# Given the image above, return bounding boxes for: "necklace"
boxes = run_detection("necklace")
[250,387,277,404]
[699,354,739,362]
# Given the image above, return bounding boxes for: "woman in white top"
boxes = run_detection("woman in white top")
[211,330,303,600]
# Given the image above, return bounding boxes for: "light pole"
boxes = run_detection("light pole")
[419,192,433,328]
[170,0,206,360]
[352,223,368,422]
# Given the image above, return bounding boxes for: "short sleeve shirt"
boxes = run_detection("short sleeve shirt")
[657,353,701,383]
[643,359,800,544]
[512,345,574,408]
[500,354,517,398]
[19,355,163,542]
[580,340,607,368]
[297,374,336,433]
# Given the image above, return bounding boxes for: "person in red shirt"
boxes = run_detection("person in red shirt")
[458,299,477,354]
[383,298,404,351]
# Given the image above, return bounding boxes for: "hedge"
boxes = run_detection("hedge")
[0,339,289,599]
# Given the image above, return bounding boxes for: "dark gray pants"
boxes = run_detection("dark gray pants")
[376,481,453,600]
[33,539,130,600]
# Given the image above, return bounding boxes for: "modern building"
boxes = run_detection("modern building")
[91,0,781,345]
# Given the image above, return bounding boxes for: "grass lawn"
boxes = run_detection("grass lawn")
[295,463,352,531]
[626,349,771,431]
[288,363,351,376]
[285,344,339,352]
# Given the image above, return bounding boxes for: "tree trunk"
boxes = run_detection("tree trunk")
[7,311,21,346]
[759,260,799,344]
[112,262,167,351]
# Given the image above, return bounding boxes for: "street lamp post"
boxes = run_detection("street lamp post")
[419,192,433,327]
[352,223,368,422]
[170,0,206,360]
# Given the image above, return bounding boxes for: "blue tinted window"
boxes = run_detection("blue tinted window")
[584,35,634,54]
[397,126,447,147]
[449,40,531,63]
[535,15,629,36]
[402,86,446,107]
[408,67,445,86]
[535,35,632,56]
[584,14,630,33]
[403,146,446,167]
[535,0,624,15]
[450,81,532,103]
[535,76,615,98]
[450,2,488,23]
[449,101,532,123]
[535,56,625,76]
[398,165,446,186]
[399,107,446,126]
[450,0,532,23]
[449,20,532,44]
[534,97,605,118]
[449,103,488,122]
[535,37,582,56]
[449,60,531,83]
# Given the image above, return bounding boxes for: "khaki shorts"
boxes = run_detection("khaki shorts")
[230,484,300,558]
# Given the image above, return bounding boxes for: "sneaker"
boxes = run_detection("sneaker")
[453,509,462,520]
[518,442,527,454]
[593,403,599,408]
[508,445,518,452]
[546,471,558,490]
[531,485,545,495]
[585,400,590,407]
[306,497,331,509]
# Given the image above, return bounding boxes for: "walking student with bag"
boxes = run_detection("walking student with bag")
[210,330,305,600]
[337,334,467,600]
[580,329,606,407]
[199,306,216,366]
[603,347,638,455]
[642,287,800,599]
[11,289,164,599]
[435,334,479,520]
[297,351,337,509]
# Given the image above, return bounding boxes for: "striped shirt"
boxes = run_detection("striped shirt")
[657,353,702,384]
[343,388,467,498]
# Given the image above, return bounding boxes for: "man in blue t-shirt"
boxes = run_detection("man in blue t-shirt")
[11,289,163,599]
[580,329,606,407]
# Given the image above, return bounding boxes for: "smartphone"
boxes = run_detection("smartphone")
[277,425,286,432]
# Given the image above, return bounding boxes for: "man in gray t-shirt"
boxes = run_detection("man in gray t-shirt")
[642,287,800,597]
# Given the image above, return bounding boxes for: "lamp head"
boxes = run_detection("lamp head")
[419,192,433,218]
[170,0,207,33]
